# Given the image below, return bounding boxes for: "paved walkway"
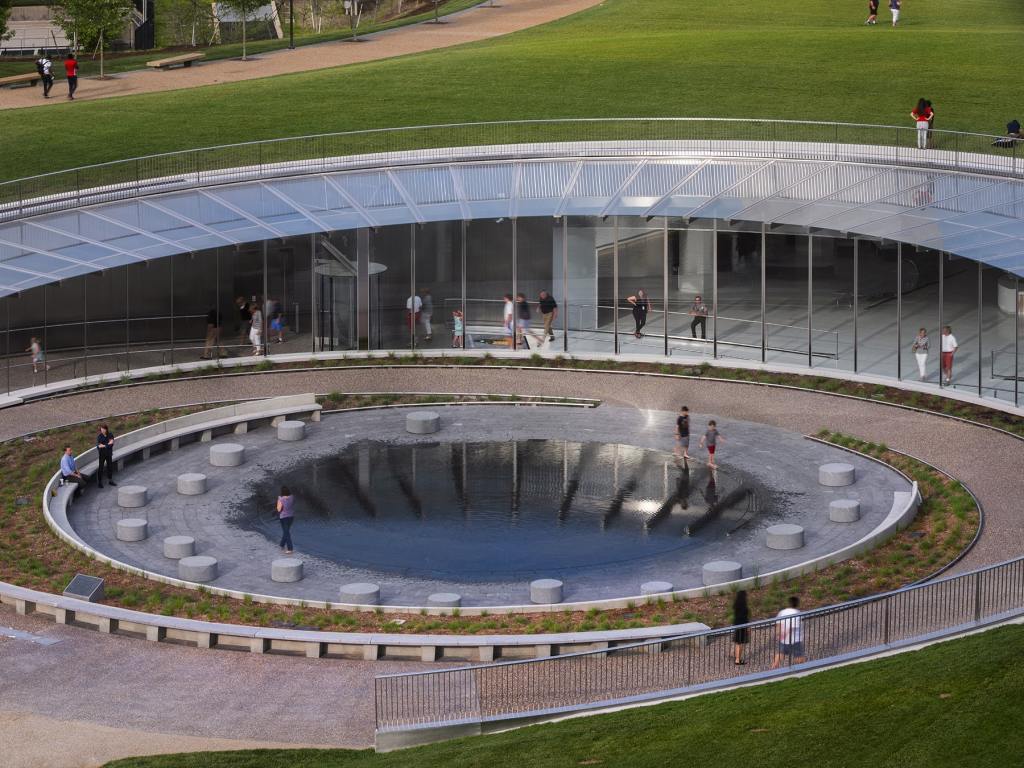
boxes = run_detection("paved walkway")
[0,366,1021,762]
[0,0,602,111]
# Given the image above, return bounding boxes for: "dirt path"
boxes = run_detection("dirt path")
[0,0,602,111]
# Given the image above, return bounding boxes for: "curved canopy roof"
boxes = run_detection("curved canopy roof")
[1,144,1023,296]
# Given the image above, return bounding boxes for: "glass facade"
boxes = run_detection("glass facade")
[1,216,1021,406]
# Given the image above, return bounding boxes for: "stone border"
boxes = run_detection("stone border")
[42,396,922,615]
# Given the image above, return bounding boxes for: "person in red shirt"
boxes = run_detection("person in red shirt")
[64,53,78,100]
[911,98,934,149]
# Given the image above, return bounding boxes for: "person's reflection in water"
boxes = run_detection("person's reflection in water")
[673,457,690,510]
[704,467,719,508]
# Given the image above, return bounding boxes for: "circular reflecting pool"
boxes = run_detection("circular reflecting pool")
[231,440,772,580]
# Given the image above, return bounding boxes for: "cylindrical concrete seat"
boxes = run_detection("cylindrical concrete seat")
[209,443,245,467]
[271,558,304,583]
[176,473,208,496]
[340,582,380,605]
[163,535,196,559]
[819,462,856,487]
[829,499,862,523]
[641,581,674,596]
[427,592,462,608]
[179,555,218,582]
[117,485,148,508]
[116,518,148,542]
[766,524,805,550]
[406,411,440,434]
[277,421,306,442]
[702,560,742,586]
[530,578,563,604]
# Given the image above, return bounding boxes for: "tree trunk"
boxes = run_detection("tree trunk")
[99,30,105,78]
[241,14,247,59]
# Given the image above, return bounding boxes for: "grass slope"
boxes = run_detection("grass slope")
[106,623,1024,767]
[1,0,1022,180]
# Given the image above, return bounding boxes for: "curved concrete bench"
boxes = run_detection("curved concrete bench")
[209,444,245,467]
[176,473,207,496]
[766,524,805,550]
[702,561,742,586]
[829,499,861,523]
[340,583,380,605]
[819,462,856,487]
[116,518,148,542]
[406,411,440,434]
[179,555,218,582]
[277,421,306,442]
[271,558,304,583]
[117,485,148,508]
[427,593,462,608]
[163,535,196,559]
[641,581,674,596]
[530,579,563,604]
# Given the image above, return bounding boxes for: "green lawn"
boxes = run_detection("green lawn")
[1,0,1022,181]
[105,623,1024,767]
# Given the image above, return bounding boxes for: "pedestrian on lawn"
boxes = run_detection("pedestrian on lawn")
[865,0,879,24]
[889,0,901,26]
[64,53,78,99]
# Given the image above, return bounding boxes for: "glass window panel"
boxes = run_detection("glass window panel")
[616,216,665,358]
[172,250,220,362]
[899,246,940,385]
[45,276,86,383]
[714,222,763,361]
[764,232,809,364]
[465,219,513,351]
[564,216,614,355]
[810,234,854,370]
[314,230,358,353]
[127,258,173,371]
[219,243,268,357]
[85,268,127,380]
[370,225,412,350]
[666,219,713,358]
[940,253,979,390]
[982,266,1019,403]
[414,221,463,351]
[512,218,558,352]
[265,236,313,356]
[8,285,47,390]
[856,240,900,378]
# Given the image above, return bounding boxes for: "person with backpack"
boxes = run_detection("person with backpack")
[64,53,78,100]
[36,53,54,99]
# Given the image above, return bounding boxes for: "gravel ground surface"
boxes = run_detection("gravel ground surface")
[0,0,602,110]
[0,365,1020,762]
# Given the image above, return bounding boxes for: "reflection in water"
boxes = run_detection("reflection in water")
[231,440,769,579]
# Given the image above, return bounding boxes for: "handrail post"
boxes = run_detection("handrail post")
[883,597,891,645]
[973,570,982,623]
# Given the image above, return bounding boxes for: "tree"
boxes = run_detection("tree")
[218,0,266,60]
[53,0,134,78]
[0,0,14,44]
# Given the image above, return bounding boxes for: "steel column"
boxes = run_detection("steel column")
[262,240,268,356]
[663,217,669,357]
[760,223,766,363]
[461,220,468,349]
[613,217,619,355]
[977,261,983,395]
[853,239,859,373]
[410,223,417,352]
[807,232,813,368]
[511,219,518,351]
[1016,277,1021,407]
[896,243,902,380]
[712,220,719,359]
[562,217,569,353]
[939,251,944,387]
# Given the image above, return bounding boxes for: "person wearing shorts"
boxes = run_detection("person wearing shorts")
[699,420,724,469]
[771,596,807,668]
[865,0,878,24]
[675,406,691,460]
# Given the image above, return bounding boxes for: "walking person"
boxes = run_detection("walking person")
[675,405,691,460]
[733,590,750,665]
[771,596,807,668]
[911,99,933,149]
[699,420,724,469]
[538,290,558,342]
[889,0,901,26]
[64,53,78,99]
[911,328,930,380]
[689,294,709,339]
[202,307,224,359]
[249,303,263,356]
[865,0,878,24]
[276,485,295,554]
[502,293,514,346]
[451,309,464,348]
[95,424,117,489]
[37,53,54,98]
[406,293,422,341]
[940,325,958,384]
[235,296,251,348]
[515,293,541,349]
[59,446,87,499]
[420,288,433,342]
[627,288,649,339]
[26,336,49,373]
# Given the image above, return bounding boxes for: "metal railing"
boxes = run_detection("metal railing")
[1,118,1019,223]
[374,554,1024,732]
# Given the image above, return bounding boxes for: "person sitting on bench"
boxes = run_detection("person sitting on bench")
[993,120,1022,148]
[60,445,87,499]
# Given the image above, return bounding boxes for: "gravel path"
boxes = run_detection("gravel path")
[0,0,602,111]
[0,365,1020,762]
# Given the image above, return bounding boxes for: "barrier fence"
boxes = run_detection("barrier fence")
[374,554,1024,732]
[1,118,1020,223]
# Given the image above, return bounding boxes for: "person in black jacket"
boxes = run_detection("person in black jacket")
[96,424,117,489]
[733,590,750,664]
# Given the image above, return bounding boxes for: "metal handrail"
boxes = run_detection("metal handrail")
[1,118,1018,223]
[373,553,1024,731]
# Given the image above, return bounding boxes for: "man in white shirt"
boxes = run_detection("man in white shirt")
[771,596,806,668]
[502,293,514,346]
[940,325,958,385]
[406,294,422,341]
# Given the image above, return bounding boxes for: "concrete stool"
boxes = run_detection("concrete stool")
[209,443,245,467]
[176,473,208,496]
[530,579,564,604]
[340,583,380,605]
[116,518,148,542]
[766,524,805,550]
[641,581,674,596]
[277,421,306,442]
[163,535,196,559]
[271,558,304,583]
[702,560,742,586]
[179,555,218,582]
[427,592,462,608]
[406,411,440,434]
[117,485,148,508]
[829,499,861,523]
[819,462,856,487]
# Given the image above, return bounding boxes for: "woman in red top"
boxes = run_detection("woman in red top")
[911,98,933,149]
[63,54,78,100]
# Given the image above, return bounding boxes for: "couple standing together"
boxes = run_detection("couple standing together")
[626,291,708,340]
[911,326,958,384]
